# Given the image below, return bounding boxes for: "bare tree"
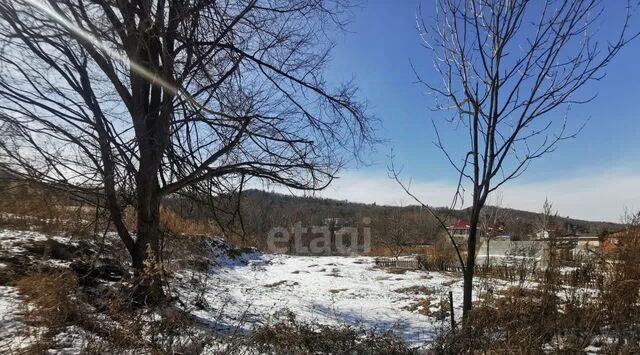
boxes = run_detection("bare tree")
[381,207,409,260]
[408,0,636,320]
[0,0,374,300]
[537,197,556,239]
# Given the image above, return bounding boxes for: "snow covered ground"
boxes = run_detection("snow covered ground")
[0,285,38,353]
[175,252,492,348]
[0,229,80,353]
[0,228,515,351]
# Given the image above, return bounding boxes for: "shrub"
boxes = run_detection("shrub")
[229,312,417,355]
[15,271,81,328]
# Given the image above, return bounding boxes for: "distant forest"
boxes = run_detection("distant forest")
[165,189,623,251]
[0,169,623,253]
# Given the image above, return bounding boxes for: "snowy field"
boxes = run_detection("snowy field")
[176,252,485,347]
[0,229,76,353]
[0,228,516,351]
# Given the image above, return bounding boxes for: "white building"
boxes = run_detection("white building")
[476,240,548,268]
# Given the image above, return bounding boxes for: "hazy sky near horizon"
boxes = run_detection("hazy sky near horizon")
[288,0,640,223]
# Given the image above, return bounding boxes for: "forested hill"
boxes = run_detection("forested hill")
[237,189,622,238]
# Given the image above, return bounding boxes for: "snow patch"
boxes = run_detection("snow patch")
[0,286,37,353]
[174,252,473,347]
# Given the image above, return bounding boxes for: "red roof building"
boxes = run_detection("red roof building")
[449,220,471,230]
[447,220,505,244]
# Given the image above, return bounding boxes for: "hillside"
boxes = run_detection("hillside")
[236,189,622,237]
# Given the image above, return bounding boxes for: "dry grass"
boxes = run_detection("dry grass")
[402,298,432,316]
[433,286,564,352]
[15,271,81,328]
[0,199,223,273]
[13,269,202,353]
[428,236,461,266]
[238,312,417,355]
[432,228,640,353]
[122,206,221,237]
[0,180,222,241]
[0,182,103,236]
[160,206,220,236]
[13,271,84,354]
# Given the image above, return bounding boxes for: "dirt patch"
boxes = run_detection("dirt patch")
[0,253,31,285]
[264,280,299,288]
[403,298,432,316]
[394,285,434,296]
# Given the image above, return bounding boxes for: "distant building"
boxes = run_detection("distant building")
[569,236,601,257]
[476,240,549,268]
[448,220,473,242]
[493,235,514,241]
[447,220,505,244]
[534,229,550,240]
[534,231,601,257]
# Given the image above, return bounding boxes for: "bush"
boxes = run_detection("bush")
[227,312,417,355]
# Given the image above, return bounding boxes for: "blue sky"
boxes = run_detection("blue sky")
[310,0,640,222]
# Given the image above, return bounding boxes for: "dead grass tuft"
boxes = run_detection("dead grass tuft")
[394,285,433,295]
[403,298,431,316]
[15,271,81,328]
[0,181,104,236]
[123,206,221,237]
[242,312,417,355]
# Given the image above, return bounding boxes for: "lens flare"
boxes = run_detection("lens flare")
[22,0,182,98]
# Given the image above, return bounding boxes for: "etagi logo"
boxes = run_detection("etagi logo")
[266,218,372,255]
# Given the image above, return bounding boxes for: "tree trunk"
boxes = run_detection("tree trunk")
[127,22,170,286]
[462,208,481,320]
[129,150,166,304]
[133,172,161,272]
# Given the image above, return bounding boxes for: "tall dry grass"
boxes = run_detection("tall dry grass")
[0,181,103,235]
[0,180,222,240]
[14,269,202,353]
[122,206,221,237]
[432,228,640,353]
